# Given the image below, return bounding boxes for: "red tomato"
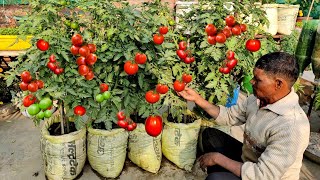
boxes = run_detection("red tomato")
[71,34,83,47]
[178,41,187,50]
[36,39,49,51]
[176,49,187,59]
[87,44,97,53]
[36,80,44,89]
[145,90,160,104]
[182,74,192,83]
[70,45,80,55]
[21,71,32,83]
[226,59,238,69]
[19,82,29,91]
[226,50,235,60]
[222,27,232,38]
[78,65,90,76]
[173,80,185,92]
[145,115,163,137]
[215,33,227,44]
[240,24,247,32]
[117,111,126,120]
[28,82,38,92]
[79,46,90,57]
[127,122,137,131]
[246,39,261,52]
[56,68,64,75]
[74,105,86,116]
[153,34,164,45]
[86,53,97,65]
[49,54,56,63]
[47,62,57,71]
[124,61,139,75]
[135,53,147,64]
[183,56,195,64]
[76,56,86,66]
[100,83,109,93]
[118,120,128,129]
[207,36,216,45]
[231,25,241,36]
[225,15,236,27]
[205,24,217,36]
[23,94,37,107]
[219,66,231,74]
[85,70,94,80]
[159,26,169,35]
[156,84,169,94]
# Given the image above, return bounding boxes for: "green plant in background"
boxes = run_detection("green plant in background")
[279,29,300,54]
[0,27,19,35]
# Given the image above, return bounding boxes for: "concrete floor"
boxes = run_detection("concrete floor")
[0,105,320,180]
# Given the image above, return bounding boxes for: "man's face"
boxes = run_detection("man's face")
[250,68,277,102]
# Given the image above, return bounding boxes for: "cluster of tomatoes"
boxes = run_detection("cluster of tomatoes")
[205,15,247,45]
[219,50,238,74]
[173,73,193,92]
[19,71,44,92]
[47,54,64,75]
[116,111,137,131]
[176,41,195,64]
[123,52,147,75]
[95,83,111,103]
[26,97,53,120]
[153,25,168,45]
[36,39,50,51]
[70,34,97,80]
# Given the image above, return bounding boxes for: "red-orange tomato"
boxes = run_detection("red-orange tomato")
[182,74,192,83]
[240,24,247,32]
[49,54,56,63]
[205,24,217,36]
[156,84,169,94]
[85,70,94,80]
[124,61,139,75]
[87,44,97,53]
[28,82,38,92]
[246,39,261,52]
[78,65,90,76]
[100,83,109,93]
[159,26,169,35]
[74,105,86,116]
[76,56,86,66]
[231,25,242,36]
[145,90,160,104]
[36,80,44,89]
[71,34,83,47]
[145,115,163,137]
[117,111,126,120]
[127,122,137,131]
[225,15,236,27]
[19,81,29,91]
[215,33,227,44]
[222,27,232,38]
[226,59,238,69]
[70,45,80,55]
[23,94,37,107]
[173,80,185,92]
[226,50,235,60]
[79,46,90,57]
[21,71,32,83]
[178,41,187,50]
[177,49,187,60]
[219,66,231,74]
[153,34,164,45]
[207,36,216,45]
[183,56,195,64]
[36,39,49,51]
[135,53,147,64]
[118,120,128,129]
[86,53,97,65]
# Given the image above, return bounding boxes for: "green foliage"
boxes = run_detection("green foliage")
[0,28,20,35]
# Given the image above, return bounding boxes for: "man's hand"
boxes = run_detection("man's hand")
[198,152,220,171]
[177,87,202,103]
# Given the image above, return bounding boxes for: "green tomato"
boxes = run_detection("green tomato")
[64,20,71,27]
[60,0,67,6]
[169,20,175,26]
[27,104,40,116]
[44,110,53,118]
[102,91,111,100]
[70,22,79,30]
[39,98,53,110]
[36,111,45,120]
[96,94,104,103]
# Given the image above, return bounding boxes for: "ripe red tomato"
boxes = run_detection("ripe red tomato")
[86,53,97,65]
[207,36,216,45]
[183,56,195,64]
[226,50,235,60]
[124,61,139,75]
[182,74,192,83]
[135,53,147,64]
[36,39,49,51]
[21,71,32,83]
[222,27,232,38]
[19,81,29,91]
[85,70,94,80]
[47,62,57,71]
[100,83,109,93]
[215,33,227,44]
[117,111,126,120]
[219,66,231,74]
[79,46,90,57]
[36,80,44,89]
[118,120,128,129]
[153,34,164,45]
[225,15,236,27]
[178,41,187,50]
[205,24,217,36]
[76,56,86,66]
[145,90,160,104]
[78,65,90,76]
[70,45,80,55]
[23,94,37,107]
[159,26,169,35]
[28,82,38,92]
[145,115,163,137]
[156,84,169,94]
[71,34,83,47]
[246,39,261,52]
[54,67,64,75]
[74,105,86,116]
[231,25,241,36]
[127,122,137,131]
[240,24,247,32]
[49,54,56,63]
[87,44,97,53]
[176,49,187,59]
[226,59,238,69]
[173,80,185,92]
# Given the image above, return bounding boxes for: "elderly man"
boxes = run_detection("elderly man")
[178,52,310,180]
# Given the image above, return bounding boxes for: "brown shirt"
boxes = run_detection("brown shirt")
[215,89,310,180]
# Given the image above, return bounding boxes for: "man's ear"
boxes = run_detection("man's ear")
[275,78,284,89]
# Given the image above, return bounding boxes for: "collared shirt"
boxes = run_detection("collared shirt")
[215,89,310,180]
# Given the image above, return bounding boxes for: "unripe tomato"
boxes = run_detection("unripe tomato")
[173,80,185,92]
[74,105,86,116]
[145,90,160,104]
[145,115,163,137]
[27,104,41,116]
[102,91,111,100]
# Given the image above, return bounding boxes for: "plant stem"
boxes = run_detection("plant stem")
[59,101,65,135]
